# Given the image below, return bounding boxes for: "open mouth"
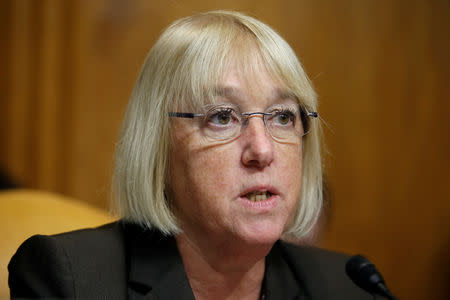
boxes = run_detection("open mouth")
[243,191,273,202]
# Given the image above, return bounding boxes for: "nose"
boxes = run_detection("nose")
[241,115,274,169]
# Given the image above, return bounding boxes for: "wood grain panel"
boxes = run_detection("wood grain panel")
[1,1,448,299]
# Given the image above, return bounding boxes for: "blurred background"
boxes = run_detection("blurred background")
[1,0,449,299]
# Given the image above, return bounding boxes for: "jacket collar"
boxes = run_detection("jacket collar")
[264,241,304,300]
[125,224,195,300]
[124,223,304,300]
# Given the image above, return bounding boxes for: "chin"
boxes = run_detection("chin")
[236,221,285,246]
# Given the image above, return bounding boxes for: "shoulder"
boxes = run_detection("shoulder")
[46,221,126,257]
[278,241,350,273]
[8,221,128,299]
[276,241,372,299]
[16,221,127,276]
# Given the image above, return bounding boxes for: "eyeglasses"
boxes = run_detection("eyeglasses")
[169,104,318,142]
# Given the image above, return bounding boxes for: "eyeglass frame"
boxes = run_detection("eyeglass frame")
[168,105,318,141]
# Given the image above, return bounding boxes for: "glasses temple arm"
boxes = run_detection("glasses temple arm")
[168,112,204,118]
[306,111,318,118]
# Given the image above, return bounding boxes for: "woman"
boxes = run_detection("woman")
[9,11,370,299]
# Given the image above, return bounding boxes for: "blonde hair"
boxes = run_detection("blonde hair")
[112,10,322,238]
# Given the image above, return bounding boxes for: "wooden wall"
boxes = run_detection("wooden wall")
[1,1,449,299]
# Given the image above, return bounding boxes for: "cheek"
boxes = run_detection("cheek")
[169,145,241,229]
[186,147,238,197]
[169,139,239,210]
[277,145,302,183]
[276,145,303,216]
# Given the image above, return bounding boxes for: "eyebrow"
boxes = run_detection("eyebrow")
[212,87,240,99]
[275,89,297,100]
[212,86,296,101]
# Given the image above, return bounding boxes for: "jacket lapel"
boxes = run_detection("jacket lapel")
[125,225,195,300]
[124,225,307,300]
[264,241,306,300]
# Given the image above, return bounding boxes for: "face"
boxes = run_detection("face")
[167,69,303,247]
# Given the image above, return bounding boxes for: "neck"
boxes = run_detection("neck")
[175,233,272,300]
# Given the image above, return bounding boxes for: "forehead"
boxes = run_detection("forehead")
[176,49,302,112]
[213,86,296,102]
[211,70,298,108]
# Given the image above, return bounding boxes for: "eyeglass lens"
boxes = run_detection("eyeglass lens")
[200,105,310,142]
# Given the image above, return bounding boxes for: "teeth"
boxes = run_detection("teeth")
[245,191,271,202]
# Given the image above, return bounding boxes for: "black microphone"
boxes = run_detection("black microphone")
[345,255,398,300]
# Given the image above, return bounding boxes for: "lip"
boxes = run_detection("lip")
[239,185,280,198]
[237,185,280,211]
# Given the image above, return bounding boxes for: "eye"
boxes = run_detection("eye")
[272,109,296,126]
[207,108,237,126]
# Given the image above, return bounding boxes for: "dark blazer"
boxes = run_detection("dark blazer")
[8,221,371,299]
